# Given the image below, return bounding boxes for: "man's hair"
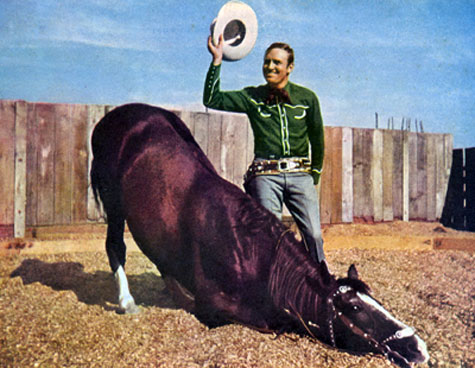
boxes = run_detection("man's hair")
[265,42,294,66]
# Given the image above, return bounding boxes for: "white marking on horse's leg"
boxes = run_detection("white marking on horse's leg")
[115,266,139,314]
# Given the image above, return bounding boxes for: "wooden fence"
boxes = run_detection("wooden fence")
[0,100,453,238]
[441,147,475,232]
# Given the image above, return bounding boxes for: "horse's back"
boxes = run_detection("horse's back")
[91,103,217,201]
[92,103,204,166]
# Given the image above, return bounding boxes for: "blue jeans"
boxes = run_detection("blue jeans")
[245,172,325,263]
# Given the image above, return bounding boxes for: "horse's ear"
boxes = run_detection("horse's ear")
[348,264,359,280]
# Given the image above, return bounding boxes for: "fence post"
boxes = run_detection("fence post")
[372,129,383,222]
[402,131,410,221]
[382,130,394,221]
[14,101,27,238]
[341,127,353,223]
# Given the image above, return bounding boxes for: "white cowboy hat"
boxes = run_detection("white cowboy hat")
[210,1,258,61]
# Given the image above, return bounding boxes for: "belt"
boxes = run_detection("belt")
[244,157,311,182]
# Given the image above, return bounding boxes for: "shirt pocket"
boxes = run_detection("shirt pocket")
[257,105,272,118]
[290,107,307,120]
[286,106,309,130]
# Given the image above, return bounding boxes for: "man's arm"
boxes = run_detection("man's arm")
[307,95,324,185]
[203,36,251,113]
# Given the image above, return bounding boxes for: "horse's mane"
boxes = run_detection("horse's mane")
[234,196,284,238]
[267,231,331,319]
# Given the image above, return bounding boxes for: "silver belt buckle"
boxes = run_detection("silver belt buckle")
[278,159,298,172]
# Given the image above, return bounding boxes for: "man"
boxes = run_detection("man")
[204,35,325,263]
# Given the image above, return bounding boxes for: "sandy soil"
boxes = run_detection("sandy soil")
[0,221,474,367]
[1,220,474,255]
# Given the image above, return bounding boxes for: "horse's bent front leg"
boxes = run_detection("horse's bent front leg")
[115,265,140,314]
[163,276,195,312]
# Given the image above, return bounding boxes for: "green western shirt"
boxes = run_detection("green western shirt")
[203,63,324,184]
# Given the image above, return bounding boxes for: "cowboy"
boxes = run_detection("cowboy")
[203,35,325,264]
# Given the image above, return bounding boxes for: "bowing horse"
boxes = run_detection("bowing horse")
[91,103,429,367]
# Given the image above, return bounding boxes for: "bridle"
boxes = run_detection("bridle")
[327,285,417,366]
[284,284,417,367]
[273,230,417,365]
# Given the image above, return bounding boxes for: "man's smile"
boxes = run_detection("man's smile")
[262,48,293,88]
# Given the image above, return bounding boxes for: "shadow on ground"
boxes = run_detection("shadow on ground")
[10,258,176,312]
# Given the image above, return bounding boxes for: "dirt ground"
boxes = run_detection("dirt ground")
[2,220,474,255]
[1,221,474,367]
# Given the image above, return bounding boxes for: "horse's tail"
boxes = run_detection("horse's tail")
[89,114,122,221]
[90,155,102,209]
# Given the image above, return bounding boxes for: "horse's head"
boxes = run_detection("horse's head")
[324,264,429,367]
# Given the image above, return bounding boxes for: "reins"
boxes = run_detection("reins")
[272,228,414,366]
[280,281,415,367]
[275,228,293,253]
[284,301,318,341]
[326,286,415,367]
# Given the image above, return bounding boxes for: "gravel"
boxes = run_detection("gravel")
[1,248,473,367]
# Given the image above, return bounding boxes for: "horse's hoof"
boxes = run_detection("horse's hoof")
[124,304,140,314]
[118,298,140,314]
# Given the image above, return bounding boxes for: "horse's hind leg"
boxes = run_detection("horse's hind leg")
[106,214,139,314]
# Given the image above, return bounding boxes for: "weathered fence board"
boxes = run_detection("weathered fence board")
[71,104,89,223]
[330,127,343,224]
[14,101,28,237]
[341,127,353,223]
[232,115,249,188]
[425,134,437,221]
[402,132,410,221]
[382,130,394,221]
[0,100,454,236]
[36,103,56,225]
[26,103,38,227]
[0,101,15,237]
[353,129,374,220]
[207,113,224,176]
[319,128,334,223]
[408,133,419,220]
[391,130,403,219]
[416,133,428,220]
[54,104,72,225]
[372,129,383,222]
[193,112,209,155]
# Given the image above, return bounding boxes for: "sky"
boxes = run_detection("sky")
[1,0,474,148]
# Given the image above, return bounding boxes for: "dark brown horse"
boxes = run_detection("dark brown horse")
[91,103,429,367]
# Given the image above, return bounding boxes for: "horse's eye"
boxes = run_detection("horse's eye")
[352,305,361,312]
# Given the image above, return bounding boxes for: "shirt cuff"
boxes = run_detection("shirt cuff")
[311,169,321,185]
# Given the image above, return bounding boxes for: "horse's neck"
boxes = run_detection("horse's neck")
[268,236,331,321]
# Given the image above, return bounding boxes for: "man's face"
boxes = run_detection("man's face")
[262,48,294,88]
